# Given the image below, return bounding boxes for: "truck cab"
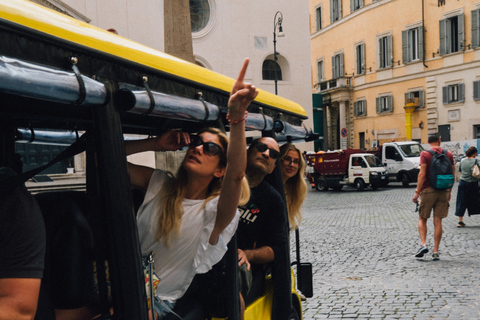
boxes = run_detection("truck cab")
[381,142,424,187]
[347,153,388,191]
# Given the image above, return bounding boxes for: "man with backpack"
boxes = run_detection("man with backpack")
[412,132,455,261]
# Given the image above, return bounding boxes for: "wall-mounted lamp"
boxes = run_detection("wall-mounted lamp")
[419,121,424,129]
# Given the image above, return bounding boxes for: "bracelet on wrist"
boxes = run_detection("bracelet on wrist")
[226,111,248,124]
[415,190,420,194]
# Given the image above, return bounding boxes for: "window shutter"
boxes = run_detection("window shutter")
[332,56,336,78]
[404,92,411,105]
[418,26,424,60]
[330,0,334,23]
[361,43,365,74]
[376,97,381,113]
[362,100,366,115]
[419,90,425,108]
[354,101,359,116]
[458,83,465,102]
[458,14,465,51]
[439,19,447,55]
[378,38,384,68]
[474,80,480,101]
[402,30,408,63]
[388,95,393,112]
[473,9,480,48]
[387,35,393,67]
[350,0,354,12]
[442,86,448,104]
[339,52,344,77]
[360,0,364,7]
[338,0,342,19]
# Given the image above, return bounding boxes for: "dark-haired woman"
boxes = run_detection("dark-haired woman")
[455,146,480,227]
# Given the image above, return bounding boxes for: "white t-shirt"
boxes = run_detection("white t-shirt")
[136,170,239,302]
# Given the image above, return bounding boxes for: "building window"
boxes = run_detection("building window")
[330,0,342,23]
[331,53,344,79]
[262,59,282,81]
[472,9,480,48]
[402,26,424,63]
[316,6,322,31]
[378,35,392,69]
[404,90,425,108]
[474,125,480,139]
[351,0,363,12]
[376,95,393,113]
[442,83,464,104]
[354,100,366,116]
[355,43,365,75]
[474,80,480,101]
[190,0,210,33]
[439,14,465,55]
[317,60,324,83]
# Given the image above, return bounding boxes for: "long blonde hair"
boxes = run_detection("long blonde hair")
[279,143,307,231]
[155,127,249,245]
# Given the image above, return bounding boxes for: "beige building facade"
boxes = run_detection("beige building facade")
[310,0,480,150]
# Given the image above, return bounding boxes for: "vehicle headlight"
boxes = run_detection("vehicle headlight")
[371,172,378,175]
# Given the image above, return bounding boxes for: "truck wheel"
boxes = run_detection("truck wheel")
[355,179,365,191]
[401,174,410,187]
[316,179,329,191]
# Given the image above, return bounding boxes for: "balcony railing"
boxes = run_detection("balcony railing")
[314,77,351,93]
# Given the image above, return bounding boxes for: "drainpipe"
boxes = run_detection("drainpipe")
[422,0,428,68]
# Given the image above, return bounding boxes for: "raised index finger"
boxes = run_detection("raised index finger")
[235,58,250,85]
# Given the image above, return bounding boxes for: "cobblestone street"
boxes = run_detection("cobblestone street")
[295,183,480,319]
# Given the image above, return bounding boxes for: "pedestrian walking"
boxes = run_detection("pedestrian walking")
[412,132,455,261]
[455,146,480,227]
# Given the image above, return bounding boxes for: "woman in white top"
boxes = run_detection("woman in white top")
[455,146,480,227]
[126,59,256,319]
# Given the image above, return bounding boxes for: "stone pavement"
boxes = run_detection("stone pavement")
[293,183,480,319]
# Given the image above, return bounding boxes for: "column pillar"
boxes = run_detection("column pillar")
[164,0,195,63]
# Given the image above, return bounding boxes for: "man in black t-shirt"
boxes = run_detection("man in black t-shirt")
[237,137,287,317]
[0,168,46,320]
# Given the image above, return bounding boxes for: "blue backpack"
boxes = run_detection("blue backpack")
[427,149,454,190]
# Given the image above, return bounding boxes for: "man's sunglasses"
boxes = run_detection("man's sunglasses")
[254,142,281,159]
[189,135,226,165]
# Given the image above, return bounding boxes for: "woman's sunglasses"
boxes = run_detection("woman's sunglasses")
[254,142,281,159]
[189,135,226,165]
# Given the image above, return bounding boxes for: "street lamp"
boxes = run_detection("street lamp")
[273,11,284,95]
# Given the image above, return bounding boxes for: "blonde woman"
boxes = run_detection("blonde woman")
[126,59,256,319]
[279,143,307,231]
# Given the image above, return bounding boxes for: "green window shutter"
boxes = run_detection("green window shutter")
[458,83,465,103]
[439,19,447,55]
[419,90,425,108]
[332,56,336,78]
[376,97,381,113]
[458,14,465,51]
[473,10,480,48]
[350,0,354,13]
[387,35,393,67]
[474,81,480,101]
[402,30,408,63]
[388,95,393,112]
[354,101,359,116]
[442,86,449,104]
[339,52,344,77]
[361,43,365,74]
[378,38,384,68]
[404,92,411,105]
[418,26,424,60]
[338,0,342,19]
[330,0,334,23]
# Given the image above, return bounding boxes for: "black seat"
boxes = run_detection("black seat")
[34,192,96,318]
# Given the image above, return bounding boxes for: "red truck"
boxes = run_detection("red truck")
[306,149,388,191]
